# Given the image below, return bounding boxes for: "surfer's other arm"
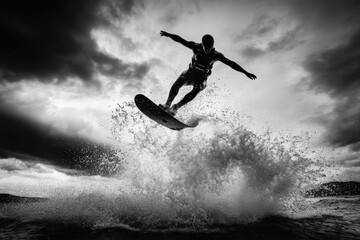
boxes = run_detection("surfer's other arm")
[160,30,194,49]
[218,54,257,80]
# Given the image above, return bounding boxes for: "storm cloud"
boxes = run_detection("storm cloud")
[238,15,304,59]
[237,0,360,151]
[268,0,360,152]
[0,0,149,165]
[305,30,360,97]
[241,25,303,58]
[0,0,149,83]
[280,0,360,32]
[0,108,109,170]
[304,27,360,151]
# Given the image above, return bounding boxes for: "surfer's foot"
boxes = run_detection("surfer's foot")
[168,104,179,116]
[159,104,170,111]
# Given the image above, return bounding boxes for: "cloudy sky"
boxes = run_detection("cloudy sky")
[0,0,359,180]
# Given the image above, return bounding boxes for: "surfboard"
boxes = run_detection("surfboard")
[134,94,198,130]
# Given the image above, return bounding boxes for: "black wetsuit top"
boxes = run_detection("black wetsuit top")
[187,42,225,77]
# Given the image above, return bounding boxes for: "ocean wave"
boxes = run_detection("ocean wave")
[0,103,319,230]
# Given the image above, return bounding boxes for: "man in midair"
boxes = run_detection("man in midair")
[159,30,257,116]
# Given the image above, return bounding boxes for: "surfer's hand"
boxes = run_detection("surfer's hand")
[246,72,257,80]
[160,30,170,37]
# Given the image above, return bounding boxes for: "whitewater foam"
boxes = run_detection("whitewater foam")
[0,101,321,230]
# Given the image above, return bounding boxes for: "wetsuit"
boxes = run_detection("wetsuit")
[165,42,226,108]
[180,42,225,89]
[161,31,257,114]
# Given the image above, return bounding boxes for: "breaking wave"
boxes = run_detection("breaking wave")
[0,101,319,231]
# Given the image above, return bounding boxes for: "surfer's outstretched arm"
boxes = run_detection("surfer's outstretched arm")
[218,54,257,80]
[160,30,195,49]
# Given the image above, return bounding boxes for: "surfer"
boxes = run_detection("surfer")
[159,30,257,116]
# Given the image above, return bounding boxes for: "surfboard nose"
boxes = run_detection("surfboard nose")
[134,94,196,130]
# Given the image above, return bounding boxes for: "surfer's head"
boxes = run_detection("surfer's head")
[202,34,214,54]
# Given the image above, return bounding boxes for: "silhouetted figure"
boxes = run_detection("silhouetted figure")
[159,30,257,116]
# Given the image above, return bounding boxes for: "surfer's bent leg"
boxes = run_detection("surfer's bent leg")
[165,72,188,106]
[176,80,206,108]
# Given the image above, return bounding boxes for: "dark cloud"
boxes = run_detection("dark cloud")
[267,26,304,52]
[257,0,360,152]
[305,30,360,97]
[279,0,360,33]
[94,54,151,80]
[236,15,279,42]
[0,0,149,83]
[325,95,360,151]
[338,153,360,167]
[304,29,360,151]
[0,108,110,172]
[240,25,303,58]
[236,14,304,59]
[0,0,151,173]
[239,0,360,59]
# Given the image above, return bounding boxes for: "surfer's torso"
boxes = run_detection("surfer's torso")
[187,42,223,76]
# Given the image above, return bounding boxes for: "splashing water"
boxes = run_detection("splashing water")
[0,100,320,231]
[84,101,315,229]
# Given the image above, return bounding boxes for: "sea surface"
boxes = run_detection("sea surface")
[1,195,359,240]
[1,104,359,239]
